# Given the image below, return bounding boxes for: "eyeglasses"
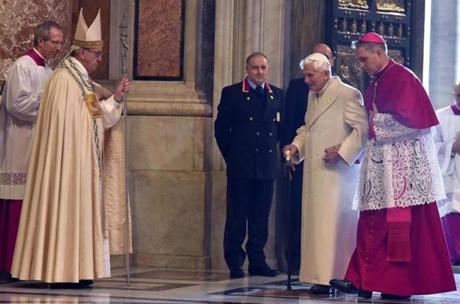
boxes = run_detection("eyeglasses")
[83,48,103,59]
[47,39,65,46]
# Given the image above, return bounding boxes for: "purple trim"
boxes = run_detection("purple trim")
[451,104,460,116]
[25,49,45,67]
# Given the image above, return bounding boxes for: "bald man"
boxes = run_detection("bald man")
[280,43,335,275]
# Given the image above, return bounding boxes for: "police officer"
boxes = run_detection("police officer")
[215,52,284,279]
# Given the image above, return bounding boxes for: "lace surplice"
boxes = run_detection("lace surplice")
[356,113,445,211]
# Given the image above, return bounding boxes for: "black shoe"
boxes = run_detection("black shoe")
[49,280,93,289]
[358,290,373,299]
[78,280,94,288]
[329,279,358,294]
[381,293,411,300]
[229,268,245,279]
[0,272,19,284]
[248,265,279,277]
[310,284,332,294]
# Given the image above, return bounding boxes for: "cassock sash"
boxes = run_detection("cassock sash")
[386,207,412,262]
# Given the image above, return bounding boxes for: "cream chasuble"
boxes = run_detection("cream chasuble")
[11,56,128,283]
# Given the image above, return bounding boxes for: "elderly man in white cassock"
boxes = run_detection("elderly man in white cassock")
[282,52,367,294]
[11,9,130,287]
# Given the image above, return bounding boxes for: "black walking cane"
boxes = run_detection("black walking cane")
[285,151,293,291]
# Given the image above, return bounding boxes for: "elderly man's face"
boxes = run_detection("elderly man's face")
[355,46,384,75]
[80,48,103,74]
[246,55,268,86]
[303,63,330,93]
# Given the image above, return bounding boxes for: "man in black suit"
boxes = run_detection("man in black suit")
[215,52,284,278]
[280,43,335,276]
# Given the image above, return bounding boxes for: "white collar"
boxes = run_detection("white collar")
[247,78,265,90]
[316,77,332,96]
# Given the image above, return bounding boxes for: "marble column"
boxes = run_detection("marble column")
[429,0,459,108]
[107,0,214,269]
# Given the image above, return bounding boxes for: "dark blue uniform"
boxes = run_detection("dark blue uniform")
[215,79,284,271]
[280,77,309,272]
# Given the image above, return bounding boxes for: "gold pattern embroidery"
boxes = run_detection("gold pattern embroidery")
[85,93,103,118]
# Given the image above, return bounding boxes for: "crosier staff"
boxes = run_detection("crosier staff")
[119,13,131,287]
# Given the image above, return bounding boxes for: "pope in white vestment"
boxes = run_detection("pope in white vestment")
[11,10,130,284]
[283,53,368,292]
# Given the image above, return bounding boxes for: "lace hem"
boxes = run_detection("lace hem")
[359,196,438,211]
[0,172,26,185]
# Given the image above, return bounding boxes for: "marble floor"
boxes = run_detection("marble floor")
[1,267,460,303]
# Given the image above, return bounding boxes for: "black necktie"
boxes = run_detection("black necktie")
[256,85,265,96]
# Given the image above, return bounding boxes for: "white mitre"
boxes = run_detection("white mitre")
[73,8,103,49]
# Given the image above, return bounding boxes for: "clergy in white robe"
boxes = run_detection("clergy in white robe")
[0,21,64,275]
[283,53,368,292]
[11,10,130,284]
[433,84,460,264]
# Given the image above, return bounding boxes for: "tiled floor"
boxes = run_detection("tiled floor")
[1,267,460,303]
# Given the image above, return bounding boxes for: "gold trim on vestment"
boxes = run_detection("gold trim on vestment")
[85,93,103,118]
[73,39,104,49]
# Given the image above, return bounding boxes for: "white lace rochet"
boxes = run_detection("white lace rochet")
[355,113,446,211]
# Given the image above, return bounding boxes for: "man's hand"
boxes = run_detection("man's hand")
[113,78,130,103]
[452,138,460,154]
[323,144,342,165]
[282,144,298,171]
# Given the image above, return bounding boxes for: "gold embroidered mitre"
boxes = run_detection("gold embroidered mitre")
[73,8,104,49]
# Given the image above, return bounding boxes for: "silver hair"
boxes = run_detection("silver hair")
[33,20,62,47]
[300,57,331,74]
